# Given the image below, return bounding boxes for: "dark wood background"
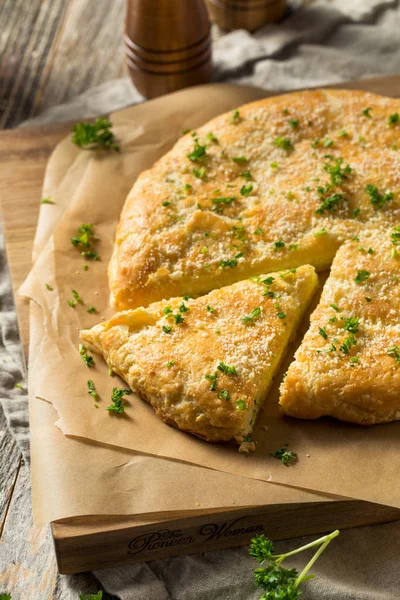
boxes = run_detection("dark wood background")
[0,0,127,129]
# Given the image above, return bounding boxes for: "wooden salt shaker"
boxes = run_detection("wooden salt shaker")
[206,0,287,32]
[125,0,212,99]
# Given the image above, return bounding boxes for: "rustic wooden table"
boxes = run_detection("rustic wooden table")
[0,0,126,597]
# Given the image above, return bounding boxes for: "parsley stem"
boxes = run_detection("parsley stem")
[273,529,339,564]
[295,530,339,586]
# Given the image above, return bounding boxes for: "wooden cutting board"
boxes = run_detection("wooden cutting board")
[2,77,400,573]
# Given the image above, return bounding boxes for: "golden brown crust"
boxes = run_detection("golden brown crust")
[109,89,400,311]
[279,227,400,424]
[82,265,318,442]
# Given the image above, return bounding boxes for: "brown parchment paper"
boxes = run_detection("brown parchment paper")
[23,82,400,517]
[29,84,333,525]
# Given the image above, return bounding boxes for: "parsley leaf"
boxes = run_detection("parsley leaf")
[162,325,172,334]
[340,335,357,354]
[72,118,118,150]
[79,344,95,368]
[288,118,299,129]
[236,399,247,411]
[193,167,207,180]
[218,389,229,400]
[166,360,175,368]
[365,184,393,209]
[87,379,97,398]
[274,240,285,251]
[232,156,248,164]
[343,317,360,334]
[79,591,103,600]
[241,307,262,324]
[240,183,253,196]
[362,107,372,118]
[319,327,328,340]
[315,192,346,215]
[205,372,218,391]
[107,387,131,415]
[250,531,339,598]
[187,142,207,162]
[354,270,370,284]
[217,362,237,375]
[87,306,97,314]
[219,259,237,268]
[387,345,400,365]
[71,223,100,260]
[274,137,293,151]
[388,113,399,126]
[41,198,55,204]
[45,283,54,291]
[276,311,286,319]
[231,109,240,124]
[240,170,253,180]
[271,446,298,466]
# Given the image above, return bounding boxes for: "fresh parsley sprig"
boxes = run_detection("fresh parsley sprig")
[72,118,119,151]
[107,387,132,415]
[249,530,339,599]
[271,445,298,466]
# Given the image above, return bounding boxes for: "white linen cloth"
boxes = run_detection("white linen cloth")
[2,0,399,598]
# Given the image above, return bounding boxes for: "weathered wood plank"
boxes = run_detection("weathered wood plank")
[0,0,67,128]
[37,0,126,113]
[0,410,21,537]
[0,0,127,129]
[0,456,118,599]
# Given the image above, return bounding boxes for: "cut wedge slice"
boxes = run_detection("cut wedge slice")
[280,227,400,425]
[81,265,318,444]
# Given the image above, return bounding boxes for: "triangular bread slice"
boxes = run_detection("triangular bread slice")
[81,265,317,445]
[280,227,400,425]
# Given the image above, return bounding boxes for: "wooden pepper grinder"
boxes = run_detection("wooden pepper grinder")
[125,0,212,99]
[206,0,287,32]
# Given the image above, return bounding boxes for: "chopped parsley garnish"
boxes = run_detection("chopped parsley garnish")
[288,243,298,251]
[87,306,97,314]
[181,128,190,135]
[206,132,218,143]
[273,240,285,251]
[15,383,24,390]
[315,192,346,215]
[179,302,189,313]
[232,225,246,240]
[288,118,299,129]
[217,362,237,375]
[254,227,263,235]
[323,138,333,147]
[277,312,286,319]
[205,373,218,391]
[68,300,76,308]
[263,277,275,285]
[107,387,132,415]
[163,306,173,315]
[236,399,247,411]
[391,226,400,245]
[231,109,240,124]
[71,223,100,260]
[311,138,320,148]
[353,208,360,217]
[162,325,172,334]
[72,118,119,150]
[193,167,207,180]
[232,156,248,164]
[219,259,237,268]
[388,113,399,126]
[72,289,82,303]
[319,327,328,339]
[45,283,54,291]
[207,305,215,313]
[166,360,175,368]
[274,137,293,151]
[330,303,340,312]
[362,107,372,118]
[240,183,253,196]
[173,313,184,324]
[365,297,372,302]
[241,307,261,324]
[83,264,89,270]
[218,389,229,400]
[162,200,171,207]
[87,379,97,398]
[365,184,393,209]
[211,196,235,213]
[41,198,54,204]
[187,142,207,162]
[323,157,352,186]
[343,317,360,334]
[240,170,252,180]
[338,129,348,137]
[314,228,327,237]
[340,335,356,354]
[270,162,279,169]
[387,345,400,365]
[350,356,359,364]
[271,445,298,466]
[79,344,95,368]
[249,531,339,598]
[354,270,370,284]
